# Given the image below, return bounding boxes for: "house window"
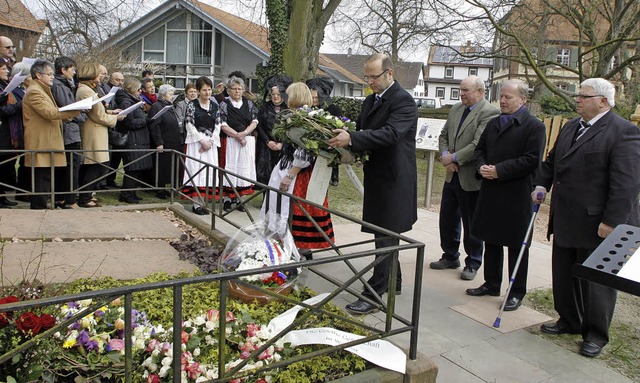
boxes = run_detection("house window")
[436,87,445,98]
[143,26,165,62]
[468,67,477,76]
[191,31,212,65]
[214,30,223,66]
[451,88,460,100]
[556,48,570,66]
[445,66,453,78]
[556,83,569,91]
[167,32,188,63]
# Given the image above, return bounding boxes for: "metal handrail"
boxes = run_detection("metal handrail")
[0,147,425,382]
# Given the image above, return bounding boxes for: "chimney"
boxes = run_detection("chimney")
[348,47,352,56]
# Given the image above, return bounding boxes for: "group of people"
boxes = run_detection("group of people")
[432,74,639,358]
[1,36,637,359]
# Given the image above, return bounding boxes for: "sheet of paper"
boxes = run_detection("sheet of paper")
[1,73,28,95]
[21,57,36,65]
[95,92,116,105]
[59,96,93,112]
[617,247,640,283]
[108,86,120,95]
[150,105,173,120]
[306,156,332,205]
[118,101,144,116]
[415,118,446,151]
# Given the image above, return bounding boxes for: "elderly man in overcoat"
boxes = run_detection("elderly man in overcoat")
[328,52,418,315]
[23,59,80,209]
[534,78,640,358]
[466,80,545,312]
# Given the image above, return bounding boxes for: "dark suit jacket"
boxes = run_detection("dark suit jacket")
[350,81,418,234]
[471,107,546,247]
[535,110,640,249]
[439,98,500,191]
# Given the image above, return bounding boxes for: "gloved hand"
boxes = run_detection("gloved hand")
[531,186,546,203]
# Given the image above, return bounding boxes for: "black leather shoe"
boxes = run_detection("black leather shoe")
[504,297,522,311]
[540,321,580,335]
[430,258,460,270]
[15,196,30,202]
[345,300,378,315]
[192,205,209,215]
[223,201,232,212]
[466,284,500,297]
[0,198,18,206]
[580,341,602,357]
[118,196,139,204]
[133,194,143,201]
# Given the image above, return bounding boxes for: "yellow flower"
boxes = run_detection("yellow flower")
[115,318,125,331]
[63,339,76,348]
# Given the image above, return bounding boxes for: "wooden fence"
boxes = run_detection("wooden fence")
[542,115,569,159]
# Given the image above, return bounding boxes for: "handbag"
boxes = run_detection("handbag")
[108,129,129,148]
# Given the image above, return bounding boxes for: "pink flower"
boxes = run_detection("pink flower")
[181,330,190,344]
[161,342,171,352]
[256,379,268,383]
[258,349,272,360]
[146,338,160,352]
[206,309,219,322]
[109,339,125,351]
[246,323,260,337]
[146,374,161,383]
[241,351,251,359]
[185,361,201,379]
[226,311,236,322]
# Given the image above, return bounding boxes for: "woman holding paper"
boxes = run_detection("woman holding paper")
[115,77,152,204]
[148,84,183,199]
[75,64,124,207]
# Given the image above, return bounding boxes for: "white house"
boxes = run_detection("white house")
[425,43,493,106]
[104,0,364,95]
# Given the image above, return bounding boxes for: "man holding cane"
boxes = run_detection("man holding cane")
[534,78,640,357]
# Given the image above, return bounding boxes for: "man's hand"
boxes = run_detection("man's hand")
[444,163,458,173]
[440,152,455,166]
[531,186,547,203]
[479,164,498,179]
[598,223,614,238]
[327,129,350,148]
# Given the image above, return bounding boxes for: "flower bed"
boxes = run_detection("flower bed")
[1,273,369,383]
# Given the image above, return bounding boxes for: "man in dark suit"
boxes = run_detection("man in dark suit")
[466,80,545,312]
[328,52,418,315]
[534,78,640,357]
[432,76,499,280]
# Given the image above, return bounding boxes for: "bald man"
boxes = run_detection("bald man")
[0,36,16,69]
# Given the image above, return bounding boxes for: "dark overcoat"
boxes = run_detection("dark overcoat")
[534,110,640,249]
[115,89,152,171]
[350,81,418,234]
[471,107,545,247]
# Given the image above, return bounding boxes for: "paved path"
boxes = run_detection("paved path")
[0,203,632,382]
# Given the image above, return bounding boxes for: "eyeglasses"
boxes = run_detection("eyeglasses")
[363,69,388,82]
[574,94,604,100]
[1,46,15,49]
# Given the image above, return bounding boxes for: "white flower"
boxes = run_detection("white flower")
[204,321,216,332]
[149,362,158,372]
[158,365,170,378]
[77,299,93,307]
[161,356,172,366]
[193,316,206,326]
[151,349,160,357]
[194,347,201,357]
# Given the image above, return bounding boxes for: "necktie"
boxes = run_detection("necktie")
[575,121,590,142]
[373,95,382,108]
[457,107,471,133]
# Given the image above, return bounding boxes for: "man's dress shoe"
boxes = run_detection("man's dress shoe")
[345,300,378,315]
[540,322,580,335]
[504,297,522,311]
[580,341,602,357]
[466,284,500,297]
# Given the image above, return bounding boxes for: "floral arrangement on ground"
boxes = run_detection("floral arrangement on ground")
[272,107,368,166]
[0,272,369,383]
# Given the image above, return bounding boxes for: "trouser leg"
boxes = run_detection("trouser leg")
[482,242,503,291]
[362,234,401,300]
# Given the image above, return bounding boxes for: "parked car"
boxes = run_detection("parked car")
[414,97,442,109]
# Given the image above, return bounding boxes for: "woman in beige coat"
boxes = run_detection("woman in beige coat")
[23,59,80,209]
[76,64,123,207]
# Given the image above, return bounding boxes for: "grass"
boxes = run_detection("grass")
[526,288,640,379]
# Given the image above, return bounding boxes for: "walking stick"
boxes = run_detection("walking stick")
[493,192,544,328]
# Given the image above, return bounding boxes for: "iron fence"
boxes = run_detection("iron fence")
[0,147,425,382]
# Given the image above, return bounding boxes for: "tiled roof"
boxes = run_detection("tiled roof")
[0,0,45,33]
[191,0,270,54]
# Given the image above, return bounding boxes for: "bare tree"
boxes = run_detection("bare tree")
[436,0,640,104]
[330,0,465,62]
[33,0,146,58]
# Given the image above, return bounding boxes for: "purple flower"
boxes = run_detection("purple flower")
[85,339,99,351]
[76,330,90,345]
[94,309,105,318]
[67,302,79,309]
[69,322,80,330]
